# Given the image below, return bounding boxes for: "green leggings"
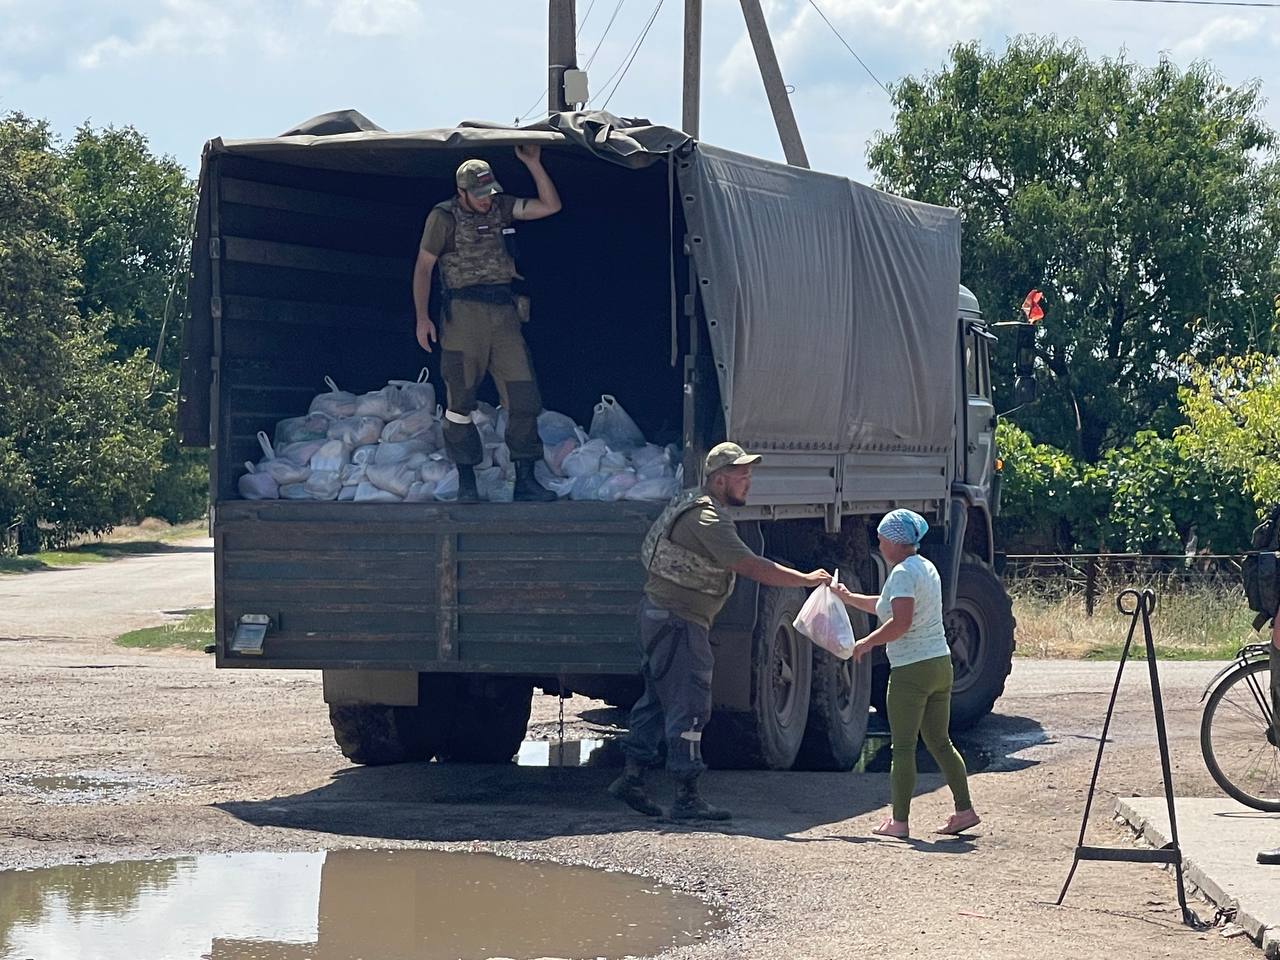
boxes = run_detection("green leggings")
[886,654,973,822]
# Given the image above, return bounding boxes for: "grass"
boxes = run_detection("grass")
[1011,582,1257,661]
[0,519,207,574]
[114,608,214,651]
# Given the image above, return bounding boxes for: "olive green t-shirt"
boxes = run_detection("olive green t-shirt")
[419,195,524,256]
[643,498,757,629]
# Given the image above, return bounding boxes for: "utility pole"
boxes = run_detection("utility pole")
[682,0,703,137]
[548,0,577,114]
[737,0,809,168]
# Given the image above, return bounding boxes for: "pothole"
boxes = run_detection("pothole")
[6,769,181,804]
[0,849,725,959]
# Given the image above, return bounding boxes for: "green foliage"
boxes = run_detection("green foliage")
[870,38,1280,460]
[996,421,1254,553]
[1177,353,1280,508]
[0,112,198,549]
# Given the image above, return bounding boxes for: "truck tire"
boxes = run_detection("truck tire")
[436,678,534,763]
[704,583,812,770]
[794,576,873,771]
[946,562,1015,730]
[329,704,414,766]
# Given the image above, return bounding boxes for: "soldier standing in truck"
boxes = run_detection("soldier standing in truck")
[412,146,561,503]
[609,442,833,820]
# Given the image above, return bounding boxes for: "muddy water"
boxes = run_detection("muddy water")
[0,849,723,960]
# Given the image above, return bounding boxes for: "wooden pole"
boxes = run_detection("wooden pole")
[682,0,703,137]
[737,0,809,167]
[548,0,577,114]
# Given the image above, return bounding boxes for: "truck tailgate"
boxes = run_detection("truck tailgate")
[215,500,662,673]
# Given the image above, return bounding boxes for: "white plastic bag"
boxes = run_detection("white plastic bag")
[355,384,406,420]
[310,375,358,419]
[310,439,352,473]
[434,467,460,501]
[636,458,675,482]
[477,466,512,502]
[538,409,580,446]
[375,439,432,465]
[380,406,438,444]
[563,435,607,478]
[340,463,367,485]
[569,473,607,501]
[629,443,667,468]
[351,443,380,466]
[304,469,342,501]
[337,485,357,501]
[420,457,454,484]
[328,416,384,447]
[275,411,332,446]
[255,433,311,484]
[625,476,681,501]
[387,368,436,412]
[597,469,639,501]
[366,462,417,498]
[354,481,401,503]
[588,394,645,451]
[279,482,311,500]
[793,570,855,660]
[598,450,629,475]
[405,480,437,502]
[544,437,578,476]
[238,462,279,500]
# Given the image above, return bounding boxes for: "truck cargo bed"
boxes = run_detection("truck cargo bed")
[215,500,662,672]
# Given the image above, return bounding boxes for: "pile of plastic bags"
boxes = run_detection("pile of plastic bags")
[239,376,683,504]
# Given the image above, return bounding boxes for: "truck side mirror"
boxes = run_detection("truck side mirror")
[1014,375,1037,406]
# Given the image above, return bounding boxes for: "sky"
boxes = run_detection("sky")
[2,0,1279,183]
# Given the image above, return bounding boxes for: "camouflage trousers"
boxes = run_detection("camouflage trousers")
[439,298,543,465]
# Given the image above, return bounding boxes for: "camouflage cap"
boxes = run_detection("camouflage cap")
[704,442,762,476]
[456,159,503,198]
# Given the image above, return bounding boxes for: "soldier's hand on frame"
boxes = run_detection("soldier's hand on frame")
[416,317,437,353]
[515,144,541,166]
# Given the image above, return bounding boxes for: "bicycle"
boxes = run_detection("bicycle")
[1199,642,1279,812]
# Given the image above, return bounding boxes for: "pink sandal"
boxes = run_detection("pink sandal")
[935,810,981,835]
[872,817,910,839]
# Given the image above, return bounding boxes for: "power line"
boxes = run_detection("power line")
[597,0,666,111]
[805,0,890,95]
[516,0,625,125]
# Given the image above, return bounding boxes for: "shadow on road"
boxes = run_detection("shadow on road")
[217,712,1047,845]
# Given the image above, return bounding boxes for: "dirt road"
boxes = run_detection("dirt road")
[0,550,1261,959]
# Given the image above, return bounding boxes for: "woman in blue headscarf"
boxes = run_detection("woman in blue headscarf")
[832,508,980,838]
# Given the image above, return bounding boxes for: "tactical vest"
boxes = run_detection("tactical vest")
[641,490,736,599]
[435,198,519,290]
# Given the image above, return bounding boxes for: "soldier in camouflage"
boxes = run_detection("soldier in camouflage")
[412,147,561,502]
[609,442,832,820]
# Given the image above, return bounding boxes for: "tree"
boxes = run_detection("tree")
[0,114,168,549]
[1177,352,1280,509]
[869,38,1280,460]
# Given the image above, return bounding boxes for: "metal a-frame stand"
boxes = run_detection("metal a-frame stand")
[1057,588,1195,926]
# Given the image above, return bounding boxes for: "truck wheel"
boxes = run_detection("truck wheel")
[946,562,1015,730]
[437,678,534,763]
[704,583,812,770]
[794,576,873,771]
[329,704,412,766]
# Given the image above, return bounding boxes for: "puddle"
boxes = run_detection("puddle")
[0,849,724,960]
[5,770,177,804]
[516,738,624,768]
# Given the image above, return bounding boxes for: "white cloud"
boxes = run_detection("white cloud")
[328,0,422,37]
[1171,15,1258,58]
[77,0,240,68]
[717,0,996,95]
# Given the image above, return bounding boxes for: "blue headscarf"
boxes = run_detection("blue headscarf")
[877,509,928,546]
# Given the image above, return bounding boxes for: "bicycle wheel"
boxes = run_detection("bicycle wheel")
[1200,659,1280,812]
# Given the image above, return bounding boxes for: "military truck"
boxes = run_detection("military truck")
[179,111,1018,772]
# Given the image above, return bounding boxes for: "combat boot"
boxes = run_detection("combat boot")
[456,464,480,503]
[513,460,556,502]
[669,776,732,821]
[608,760,662,817]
